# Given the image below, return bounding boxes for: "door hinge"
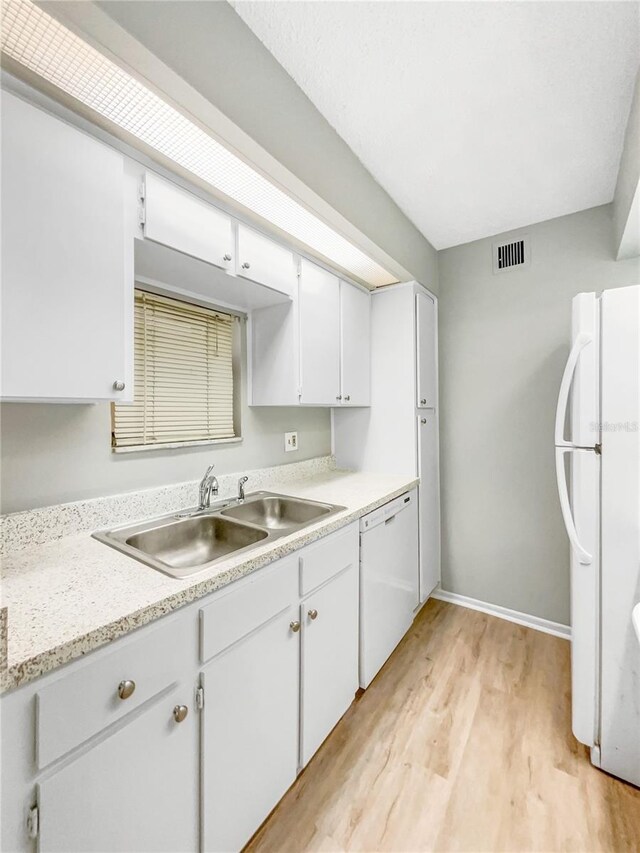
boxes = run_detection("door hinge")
[195,685,205,711]
[138,202,146,227]
[138,180,146,201]
[27,805,39,840]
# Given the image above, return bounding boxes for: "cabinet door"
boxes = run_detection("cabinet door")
[300,565,359,767]
[340,282,371,406]
[237,224,297,297]
[299,260,341,405]
[201,607,299,852]
[416,292,437,408]
[38,687,198,853]
[144,171,234,271]
[1,93,131,402]
[417,410,440,601]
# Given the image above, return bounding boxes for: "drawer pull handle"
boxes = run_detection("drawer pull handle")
[308,609,318,621]
[290,620,301,633]
[118,680,136,700]
[173,705,189,723]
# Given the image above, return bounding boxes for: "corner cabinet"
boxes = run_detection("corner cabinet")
[1,93,133,403]
[250,258,371,407]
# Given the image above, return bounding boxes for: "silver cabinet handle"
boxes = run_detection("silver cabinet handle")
[113,380,125,392]
[308,609,318,621]
[223,253,232,262]
[420,398,427,405]
[118,679,136,700]
[344,395,351,401]
[336,395,342,401]
[420,418,427,424]
[173,705,188,723]
[241,262,251,269]
[290,620,301,633]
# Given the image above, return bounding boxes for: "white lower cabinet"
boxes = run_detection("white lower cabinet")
[37,685,199,853]
[300,564,359,767]
[1,525,361,853]
[200,559,300,853]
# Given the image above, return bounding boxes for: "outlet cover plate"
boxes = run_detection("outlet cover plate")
[284,431,298,452]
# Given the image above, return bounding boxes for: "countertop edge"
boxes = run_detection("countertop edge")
[1,478,418,694]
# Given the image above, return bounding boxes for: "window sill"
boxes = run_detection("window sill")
[112,437,243,454]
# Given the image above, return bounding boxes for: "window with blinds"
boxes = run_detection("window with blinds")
[112,290,236,450]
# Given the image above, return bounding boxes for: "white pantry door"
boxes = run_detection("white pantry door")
[417,410,440,601]
[416,292,437,409]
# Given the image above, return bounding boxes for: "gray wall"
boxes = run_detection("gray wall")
[613,67,640,257]
[0,327,330,513]
[95,0,439,293]
[438,204,640,625]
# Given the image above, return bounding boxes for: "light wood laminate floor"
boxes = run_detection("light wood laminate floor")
[247,599,640,853]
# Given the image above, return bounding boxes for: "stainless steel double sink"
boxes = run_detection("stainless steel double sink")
[93,492,346,579]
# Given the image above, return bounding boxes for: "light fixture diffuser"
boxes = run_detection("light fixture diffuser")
[1,0,398,287]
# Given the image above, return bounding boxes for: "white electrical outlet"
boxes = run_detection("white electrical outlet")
[284,431,298,452]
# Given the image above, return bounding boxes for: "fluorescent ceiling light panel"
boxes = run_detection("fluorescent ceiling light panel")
[1,0,397,286]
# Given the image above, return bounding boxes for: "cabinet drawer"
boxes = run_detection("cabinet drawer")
[36,615,193,769]
[299,523,359,596]
[200,555,298,663]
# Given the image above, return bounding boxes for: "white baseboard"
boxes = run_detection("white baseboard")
[430,588,571,640]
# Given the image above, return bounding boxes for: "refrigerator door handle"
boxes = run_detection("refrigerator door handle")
[555,447,593,565]
[555,332,593,447]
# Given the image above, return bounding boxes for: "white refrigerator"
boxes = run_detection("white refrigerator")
[555,284,639,787]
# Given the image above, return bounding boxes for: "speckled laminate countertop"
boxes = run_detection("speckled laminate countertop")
[1,467,418,693]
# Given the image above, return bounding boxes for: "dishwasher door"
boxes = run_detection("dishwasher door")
[359,489,419,688]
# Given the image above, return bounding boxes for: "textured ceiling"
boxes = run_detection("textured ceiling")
[233,1,640,249]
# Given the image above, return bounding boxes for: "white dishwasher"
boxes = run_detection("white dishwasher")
[359,488,419,688]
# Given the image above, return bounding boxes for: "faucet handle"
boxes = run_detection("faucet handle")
[239,476,249,484]
[203,463,215,479]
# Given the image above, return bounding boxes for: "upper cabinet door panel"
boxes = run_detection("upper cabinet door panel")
[143,172,234,270]
[416,292,437,408]
[237,225,297,297]
[1,93,131,402]
[340,282,371,406]
[299,259,341,405]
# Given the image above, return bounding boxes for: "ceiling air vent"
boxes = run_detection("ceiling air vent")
[493,237,530,274]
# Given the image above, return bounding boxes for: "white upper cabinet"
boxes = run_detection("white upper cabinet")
[340,281,371,406]
[416,291,437,408]
[237,224,297,297]
[143,171,234,271]
[299,259,341,405]
[1,93,132,402]
[250,260,372,408]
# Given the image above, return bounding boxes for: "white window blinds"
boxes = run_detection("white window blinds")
[112,290,235,449]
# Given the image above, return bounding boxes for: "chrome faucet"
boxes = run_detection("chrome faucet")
[198,464,219,511]
[237,476,249,503]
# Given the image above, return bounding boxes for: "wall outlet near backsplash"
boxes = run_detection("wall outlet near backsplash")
[284,431,298,452]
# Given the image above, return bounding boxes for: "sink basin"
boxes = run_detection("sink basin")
[221,494,334,530]
[93,491,346,578]
[126,516,268,570]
